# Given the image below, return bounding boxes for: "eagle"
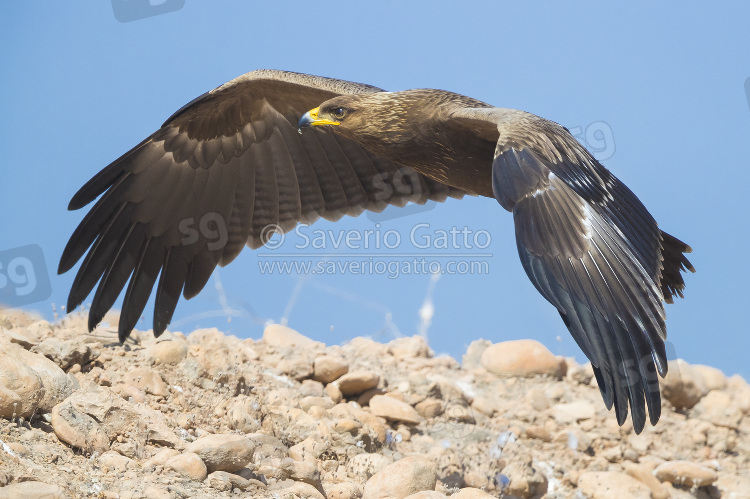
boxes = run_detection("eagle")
[59,69,693,433]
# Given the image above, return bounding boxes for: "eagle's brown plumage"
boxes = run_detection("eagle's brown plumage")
[60,69,693,433]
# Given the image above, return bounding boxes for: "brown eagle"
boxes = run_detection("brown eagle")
[60,69,693,433]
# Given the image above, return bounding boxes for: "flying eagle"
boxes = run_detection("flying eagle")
[59,69,693,433]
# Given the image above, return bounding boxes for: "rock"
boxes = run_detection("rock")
[326,482,362,499]
[1,328,36,349]
[51,400,110,454]
[503,462,549,498]
[714,473,750,498]
[462,339,492,371]
[205,471,253,491]
[185,433,255,473]
[347,453,394,480]
[451,488,497,498]
[121,367,170,397]
[263,324,323,349]
[99,450,137,471]
[550,400,596,423]
[362,456,437,499]
[0,481,67,499]
[623,462,669,499]
[661,359,707,409]
[403,492,446,499]
[336,371,380,396]
[653,460,718,487]
[277,355,314,381]
[692,390,742,428]
[692,364,727,391]
[388,336,432,359]
[415,398,444,418]
[145,338,188,365]
[142,448,181,468]
[369,395,423,425]
[313,355,350,383]
[165,452,208,481]
[578,471,651,499]
[523,426,552,442]
[480,340,565,378]
[31,338,94,371]
[268,480,326,499]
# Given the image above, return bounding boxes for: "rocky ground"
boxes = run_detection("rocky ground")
[0,307,748,499]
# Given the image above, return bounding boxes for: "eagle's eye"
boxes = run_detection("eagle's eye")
[332,107,347,119]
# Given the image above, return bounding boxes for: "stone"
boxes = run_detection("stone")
[185,433,255,473]
[578,471,651,499]
[145,338,188,365]
[0,481,67,499]
[347,453,394,481]
[415,398,444,418]
[268,480,326,499]
[336,371,380,396]
[263,324,323,349]
[550,400,596,423]
[403,492,446,499]
[388,336,432,359]
[462,339,492,371]
[165,452,208,481]
[51,400,110,454]
[326,482,361,499]
[653,460,718,487]
[660,359,707,409]
[692,364,727,391]
[205,471,253,491]
[623,462,669,499]
[369,395,423,425]
[277,355,314,381]
[31,338,94,371]
[523,425,552,442]
[121,367,170,397]
[480,340,565,378]
[503,462,549,498]
[362,456,437,499]
[142,448,181,468]
[313,355,350,383]
[451,489,496,499]
[692,390,742,428]
[714,473,750,498]
[99,450,137,471]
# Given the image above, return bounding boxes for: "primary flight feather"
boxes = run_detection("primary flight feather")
[60,69,693,433]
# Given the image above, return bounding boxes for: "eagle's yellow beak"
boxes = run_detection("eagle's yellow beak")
[298,107,341,133]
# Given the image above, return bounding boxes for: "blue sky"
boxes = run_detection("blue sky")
[2,2,748,379]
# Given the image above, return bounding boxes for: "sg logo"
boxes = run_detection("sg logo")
[0,245,52,307]
[111,0,185,23]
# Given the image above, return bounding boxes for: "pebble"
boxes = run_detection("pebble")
[121,367,170,397]
[50,400,110,454]
[480,340,565,378]
[362,456,437,499]
[99,450,137,471]
[415,398,444,418]
[31,338,93,371]
[185,433,256,473]
[336,371,380,396]
[653,460,719,487]
[578,471,651,499]
[661,359,707,409]
[268,479,326,499]
[313,355,350,383]
[451,488,497,498]
[263,324,323,349]
[145,338,188,365]
[0,481,67,499]
[165,452,208,481]
[369,395,423,425]
[142,448,181,468]
[503,462,548,498]
[623,462,669,499]
[550,400,596,423]
[326,482,361,499]
[403,492,446,499]
[388,336,433,359]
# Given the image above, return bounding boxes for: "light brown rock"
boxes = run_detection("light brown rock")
[362,456,437,499]
[480,340,565,378]
[578,471,651,499]
[623,462,669,499]
[268,480,326,499]
[122,367,169,397]
[550,400,596,423]
[99,450,137,471]
[185,433,255,473]
[0,481,67,499]
[661,359,707,409]
[369,395,423,425]
[165,452,208,481]
[336,371,380,396]
[145,338,188,365]
[51,400,110,454]
[415,398,444,418]
[403,492,446,499]
[313,355,349,383]
[326,482,362,499]
[263,324,323,348]
[347,453,394,480]
[388,336,432,359]
[451,488,496,499]
[503,462,549,498]
[142,448,181,468]
[653,460,718,487]
[692,364,727,391]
